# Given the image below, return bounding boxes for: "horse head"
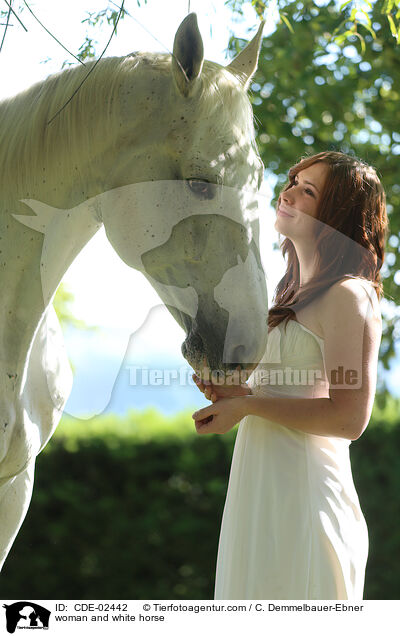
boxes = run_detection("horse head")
[101,13,268,379]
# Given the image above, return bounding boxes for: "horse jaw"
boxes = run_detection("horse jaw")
[139,211,268,376]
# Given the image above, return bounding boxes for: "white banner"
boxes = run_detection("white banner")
[0,599,397,635]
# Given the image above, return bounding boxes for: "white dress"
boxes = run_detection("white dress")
[214,319,369,600]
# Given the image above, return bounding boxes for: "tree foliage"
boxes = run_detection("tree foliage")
[226,0,400,45]
[52,283,95,332]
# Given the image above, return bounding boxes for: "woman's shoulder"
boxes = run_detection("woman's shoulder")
[317,277,382,336]
[322,277,379,307]
[333,276,376,292]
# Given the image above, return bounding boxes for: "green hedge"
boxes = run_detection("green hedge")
[0,400,399,600]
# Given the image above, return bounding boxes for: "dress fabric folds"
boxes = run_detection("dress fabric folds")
[214,319,369,600]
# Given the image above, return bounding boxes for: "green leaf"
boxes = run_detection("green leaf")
[382,0,395,14]
[387,13,398,37]
[331,18,347,38]
[353,30,367,54]
[251,0,267,18]
[334,31,351,45]
[359,8,372,25]
[279,11,295,34]
[359,19,377,39]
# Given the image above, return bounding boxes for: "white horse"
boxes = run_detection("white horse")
[0,13,267,569]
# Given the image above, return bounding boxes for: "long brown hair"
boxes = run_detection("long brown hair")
[268,151,388,332]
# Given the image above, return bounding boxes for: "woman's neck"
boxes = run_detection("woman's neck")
[293,240,318,287]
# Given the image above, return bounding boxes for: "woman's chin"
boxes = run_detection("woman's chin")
[274,219,289,235]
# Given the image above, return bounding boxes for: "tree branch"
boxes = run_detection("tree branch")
[22,0,85,66]
[47,1,126,125]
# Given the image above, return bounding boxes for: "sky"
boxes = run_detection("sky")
[1,0,397,416]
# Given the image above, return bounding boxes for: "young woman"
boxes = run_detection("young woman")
[191,151,388,600]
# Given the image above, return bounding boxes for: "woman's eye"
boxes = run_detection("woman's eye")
[186,179,215,200]
[294,180,314,197]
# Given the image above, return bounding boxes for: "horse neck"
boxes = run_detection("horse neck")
[0,197,101,373]
[0,59,126,371]
[0,130,103,372]
[0,57,172,371]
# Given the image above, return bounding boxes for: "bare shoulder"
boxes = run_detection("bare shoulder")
[321,277,378,303]
[318,277,382,337]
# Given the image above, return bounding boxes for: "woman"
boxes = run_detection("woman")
[191,151,388,600]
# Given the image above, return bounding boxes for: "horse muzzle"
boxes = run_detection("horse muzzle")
[181,327,263,380]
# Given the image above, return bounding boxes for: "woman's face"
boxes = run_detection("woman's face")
[274,162,329,241]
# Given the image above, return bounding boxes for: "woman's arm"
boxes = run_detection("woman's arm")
[193,394,356,439]
[240,395,358,440]
[192,279,382,440]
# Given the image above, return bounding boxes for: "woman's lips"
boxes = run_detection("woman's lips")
[277,207,294,217]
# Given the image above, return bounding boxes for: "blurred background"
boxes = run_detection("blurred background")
[0,0,399,600]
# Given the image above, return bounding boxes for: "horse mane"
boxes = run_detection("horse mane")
[0,52,258,209]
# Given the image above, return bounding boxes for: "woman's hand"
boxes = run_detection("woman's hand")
[192,396,249,435]
[192,373,252,403]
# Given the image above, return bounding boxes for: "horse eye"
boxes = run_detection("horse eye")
[186,179,215,200]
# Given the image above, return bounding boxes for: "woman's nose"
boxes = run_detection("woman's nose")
[282,189,294,205]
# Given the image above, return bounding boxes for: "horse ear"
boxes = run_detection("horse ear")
[225,20,265,91]
[172,13,204,98]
